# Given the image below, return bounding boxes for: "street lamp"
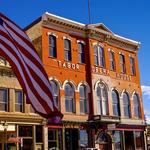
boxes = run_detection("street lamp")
[2,121,8,150]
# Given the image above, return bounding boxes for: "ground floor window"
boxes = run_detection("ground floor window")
[134,131,144,150]
[48,129,63,150]
[113,131,122,150]
[80,130,88,148]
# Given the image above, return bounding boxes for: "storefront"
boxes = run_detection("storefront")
[0,122,44,150]
[94,124,145,150]
[47,121,89,150]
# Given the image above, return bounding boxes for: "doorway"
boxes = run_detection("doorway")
[65,129,79,150]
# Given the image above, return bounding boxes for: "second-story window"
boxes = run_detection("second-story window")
[123,92,130,118]
[109,51,115,71]
[15,90,23,112]
[78,42,85,63]
[133,93,141,118]
[65,83,75,113]
[130,57,136,75]
[79,85,87,114]
[96,83,108,115]
[0,88,8,111]
[112,90,120,116]
[64,39,71,61]
[94,45,105,67]
[50,80,59,109]
[49,35,57,58]
[120,54,126,73]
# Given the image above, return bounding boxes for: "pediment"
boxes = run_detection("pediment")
[89,23,113,34]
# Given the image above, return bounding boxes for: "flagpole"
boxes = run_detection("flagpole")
[88,0,91,24]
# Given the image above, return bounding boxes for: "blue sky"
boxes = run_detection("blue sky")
[1,0,150,121]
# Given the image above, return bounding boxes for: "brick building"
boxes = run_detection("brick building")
[25,12,145,150]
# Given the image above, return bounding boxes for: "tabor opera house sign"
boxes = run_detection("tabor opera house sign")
[57,60,80,70]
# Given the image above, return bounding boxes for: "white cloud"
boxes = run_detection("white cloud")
[141,85,150,99]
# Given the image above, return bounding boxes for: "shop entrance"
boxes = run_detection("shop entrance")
[65,129,79,150]
[96,132,112,150]
[124,131,135,150]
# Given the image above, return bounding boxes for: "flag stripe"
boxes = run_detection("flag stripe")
[0,31,54,113]
[0,44,47,114]
[0,13,63,120]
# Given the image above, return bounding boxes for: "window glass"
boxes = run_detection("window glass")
[80,130,88,148]
[65,83,75,112]
[49,35,57,58]
[79,85,87,113]
[15,90,23,112]
[113,131,122,150]
[64,39,71,61]
[0,89,8,111]
[109,51,115,70]
[123,92,130,118]
[36,126,43,143]
[130,57,136,75]
[50,80,59,108]
[133,93,141,118]
[78,42,85,63]
[96,83,108,115]
[19,126,32,137]
[120,54,126,73]
[135,132,144,149]
[112,90,120,116]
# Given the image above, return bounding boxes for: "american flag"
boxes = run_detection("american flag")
[0,13,63,122]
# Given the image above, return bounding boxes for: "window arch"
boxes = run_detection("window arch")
[79,85,87,114]
[94,45,105,67]
[49,35,57,58]
[49,80,59,109]
[123,92,130,118]
[64,39,71,61]
[78,42,85,63]
[96,83,108,115]
[112,90,120,116]
[65,83,75,113]
[133,93,141,118]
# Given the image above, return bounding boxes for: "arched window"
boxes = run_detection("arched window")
[79,85,87,113]
[94,45,105,67]
[64,39,71,61]
[50,80,59,109]
[112,90,120,116]
[109,51,115,71]
[123,92,130,118]
[96,83,108,115]
[65,83,75,113]
[133,93,141,118]
[49,35,57,58]
[78,42,85,63]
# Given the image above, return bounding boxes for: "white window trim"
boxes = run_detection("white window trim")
[77,40,86,45]
[47,32,58,38]
[63,36,72,41]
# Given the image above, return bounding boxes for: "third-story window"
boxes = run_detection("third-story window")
[0,88,8,111]
[94,45,105,67]
[112,90,120,116]
[79,85,87,114]
[123,92,130,118]
[109,51,115,71]
[49,35,57,58]
[15,90,23,112]
[50,80,59,109]
[96,83,108,115]
[120,54,126,73]
[78,42,85,63]
[64,39,71,61]
[133,93,141,118]
[130,57,136,75]
[65,83,75,113]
